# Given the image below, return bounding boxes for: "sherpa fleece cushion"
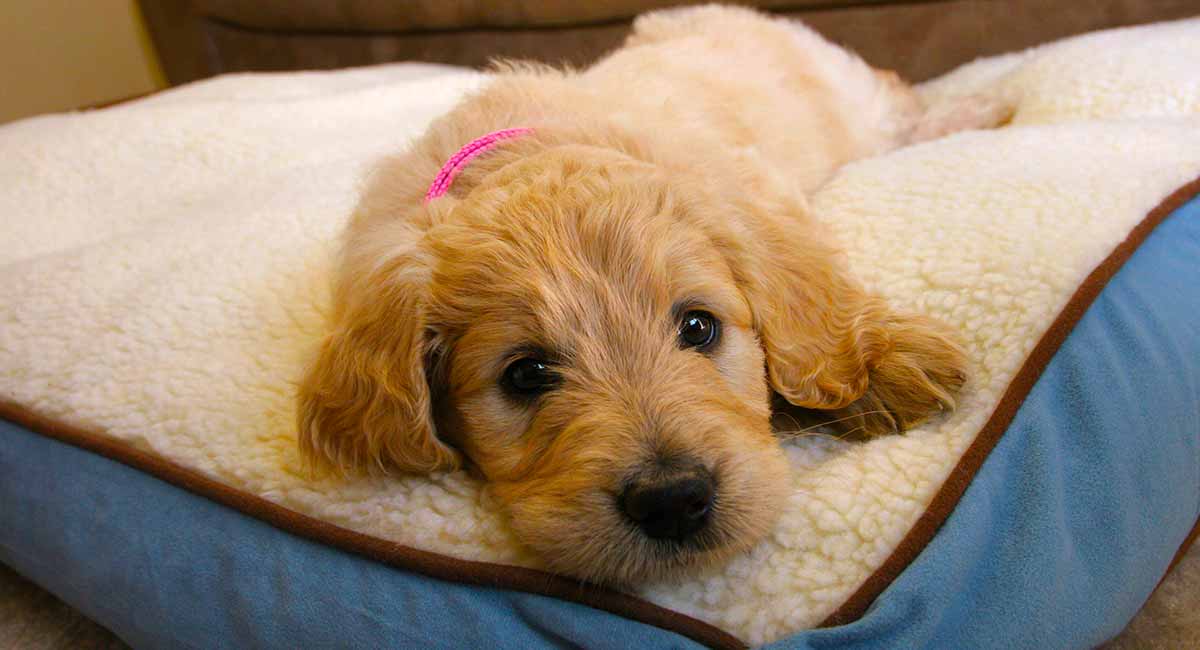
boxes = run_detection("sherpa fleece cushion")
[2,19,1200,649]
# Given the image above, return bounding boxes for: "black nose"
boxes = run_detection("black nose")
[620,474,715,541]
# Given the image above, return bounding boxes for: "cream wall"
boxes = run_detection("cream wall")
[0,1,164,124]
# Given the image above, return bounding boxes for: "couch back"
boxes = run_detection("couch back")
[139,1,1199,84]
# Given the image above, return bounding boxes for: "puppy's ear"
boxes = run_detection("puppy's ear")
[296,235,460,475]
[718,196,966,435]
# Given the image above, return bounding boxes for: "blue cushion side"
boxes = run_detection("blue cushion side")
[2,194,1198,650]
[0,420,703,649]
[772,194,1200,649]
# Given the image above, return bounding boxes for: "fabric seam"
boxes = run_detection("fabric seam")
[3,176,1199,647]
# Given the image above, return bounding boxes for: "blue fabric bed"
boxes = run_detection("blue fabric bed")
[2,194,1198,648]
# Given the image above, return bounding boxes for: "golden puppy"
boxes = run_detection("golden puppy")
[298,5,996,585]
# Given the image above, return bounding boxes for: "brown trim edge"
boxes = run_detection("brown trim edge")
[3,175,1199,647]
[821,174,1200,627]
[1112,513,1200,643]
[1153,515,1200,595]
[0,400,745,650]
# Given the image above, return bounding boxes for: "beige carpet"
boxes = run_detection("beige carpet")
[2,539,1197,648]
[1101,538,1200,650]
[0,563,123,650]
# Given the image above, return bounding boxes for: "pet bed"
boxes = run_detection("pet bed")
[3,20,1200,649]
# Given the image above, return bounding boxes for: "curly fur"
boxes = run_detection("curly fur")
[296,5,997,584]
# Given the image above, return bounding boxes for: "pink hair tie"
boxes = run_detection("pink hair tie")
[424,127,535,202]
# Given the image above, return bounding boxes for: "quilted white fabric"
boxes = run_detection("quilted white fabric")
[3,20,1200,645]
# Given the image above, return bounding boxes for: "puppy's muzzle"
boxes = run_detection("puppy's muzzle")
[619,465,715,541]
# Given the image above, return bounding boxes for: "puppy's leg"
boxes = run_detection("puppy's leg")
[873,67,1015,146]
[909,93,1016,143]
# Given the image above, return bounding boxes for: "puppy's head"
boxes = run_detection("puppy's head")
[298,145,964,584]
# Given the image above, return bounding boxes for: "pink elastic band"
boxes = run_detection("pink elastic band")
[424,127,534,202]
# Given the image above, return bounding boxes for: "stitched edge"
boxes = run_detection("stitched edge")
[821,174,1200,626]
[3,176,1198,647]
[0,400,747,649]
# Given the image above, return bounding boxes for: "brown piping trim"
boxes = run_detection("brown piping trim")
[1112,514,1200,642]
[822,174,1200,626]
[1154,515,1200,594]
[2,175,1198,646]
[0,400,745,650]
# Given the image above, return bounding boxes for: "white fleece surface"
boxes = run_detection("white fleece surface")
[3,20,1200,646]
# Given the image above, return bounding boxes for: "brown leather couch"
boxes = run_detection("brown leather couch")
[140,1,1200,85]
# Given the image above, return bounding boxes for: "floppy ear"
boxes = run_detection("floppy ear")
[296,236,461,475]
[718,195,966,435]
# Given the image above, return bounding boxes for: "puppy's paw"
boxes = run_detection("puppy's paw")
[811,314,968,439]
[911,93,1015,143]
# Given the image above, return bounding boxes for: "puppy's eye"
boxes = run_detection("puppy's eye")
[678,310,720,351]
[502,357,560,398]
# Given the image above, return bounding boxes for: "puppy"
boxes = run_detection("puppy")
[298,5,994,585]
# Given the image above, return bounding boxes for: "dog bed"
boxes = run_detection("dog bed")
[3,19,1200,649]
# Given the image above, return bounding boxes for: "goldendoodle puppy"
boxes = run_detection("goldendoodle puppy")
[298,5,1000,585]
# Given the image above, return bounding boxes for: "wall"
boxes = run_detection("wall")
[0,1,164,124]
